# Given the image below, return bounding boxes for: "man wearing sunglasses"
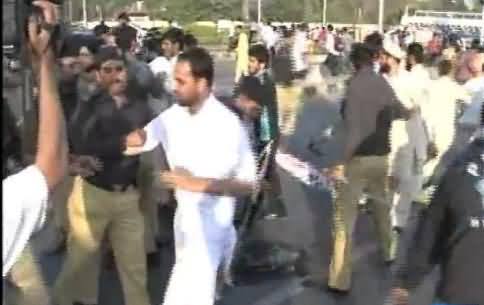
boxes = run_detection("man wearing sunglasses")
[53,46,153,305]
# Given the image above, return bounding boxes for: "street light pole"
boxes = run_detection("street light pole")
[481,4,484,47]
[323,0,327,25]
[378,0,384,32]
[258,0,262,24]
[82,0,87,27]
[68,0,73,23]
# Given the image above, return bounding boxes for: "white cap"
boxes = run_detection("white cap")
[383,40,406,60]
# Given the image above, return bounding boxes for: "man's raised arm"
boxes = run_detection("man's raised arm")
[124,129,148,155]
[124,115,166,155]
[30,0,68,190]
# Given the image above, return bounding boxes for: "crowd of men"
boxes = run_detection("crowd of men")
[2,2,484,305]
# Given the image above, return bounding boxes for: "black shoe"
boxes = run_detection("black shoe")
[326,285,350,296]
[147,252,160,268]
[301,276,326,289]
[385,258,395,267]
[393,226,403,235]
[156,236,174,247]
[103,251,116,270]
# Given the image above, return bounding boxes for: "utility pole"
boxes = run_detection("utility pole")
[480,0,484,46]
[68,0,73,22]
[481,4,484,47]
[82,0,87,27]
[378,0,385,33]
[257,0,262,23]
[322,0,328,24]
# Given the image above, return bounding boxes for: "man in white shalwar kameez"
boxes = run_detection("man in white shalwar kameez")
[423,60,471,183]
[124,48,256,305]
[381,41,429,231]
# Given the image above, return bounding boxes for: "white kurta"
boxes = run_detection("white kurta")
[386,68,430,228]
[423,76,470,180]
[149,55,178,93]
[141,95,256,305]
[2,165,49,277]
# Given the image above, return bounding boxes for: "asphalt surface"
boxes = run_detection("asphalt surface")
[7,58,440,305]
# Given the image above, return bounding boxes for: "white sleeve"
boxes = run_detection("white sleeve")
[326,35,338,55]
[234,124,257,183]
[149,58,167,75]
[2,165,48,276]
[142,113,168,153]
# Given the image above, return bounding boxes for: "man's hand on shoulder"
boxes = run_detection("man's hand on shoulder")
[123,129,147,156]
[125,129,146,147]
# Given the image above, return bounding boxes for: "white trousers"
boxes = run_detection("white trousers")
[390,177,422,229]
[390,150,424,229]
[162,207,236,305]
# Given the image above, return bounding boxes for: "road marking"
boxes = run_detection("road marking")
[250,277,305,305]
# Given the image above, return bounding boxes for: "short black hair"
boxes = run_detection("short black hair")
[471,38,480,50]
[407,42,425,64]
[94,24,110,37]
[93,46,124,69]
[239,76,264,104]
[177,47,214,87]
[162,28,185,50]
[249,44,270,64]
[364,32,383,57]
[438,60,453,77]
[118,12,130,21]
[59,34,101,58]
[183,33,198,50]
[350,43,374,70]
[327,24,334,31]
[298,23,308,31]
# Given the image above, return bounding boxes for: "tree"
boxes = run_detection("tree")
[303,0,313,21]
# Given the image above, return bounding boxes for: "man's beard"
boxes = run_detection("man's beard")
[380,63,391,75]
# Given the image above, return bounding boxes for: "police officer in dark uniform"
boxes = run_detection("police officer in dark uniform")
[391,107,484,305]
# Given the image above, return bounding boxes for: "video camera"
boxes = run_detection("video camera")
[3,0,63,169]
[3,0,63,54]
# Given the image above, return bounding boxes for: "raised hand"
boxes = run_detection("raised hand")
[27,1,59,57]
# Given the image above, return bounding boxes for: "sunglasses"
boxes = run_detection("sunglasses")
[60,61,82,70]
[100,65,125,74]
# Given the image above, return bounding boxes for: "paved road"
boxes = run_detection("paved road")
[8,58,440,305]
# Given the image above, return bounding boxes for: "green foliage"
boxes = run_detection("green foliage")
[184,24,227,46]
[85,0,480,25]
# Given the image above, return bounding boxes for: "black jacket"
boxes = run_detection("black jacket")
[340,67,408,160]
[396,139,484,305]
[70,90,154,190]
